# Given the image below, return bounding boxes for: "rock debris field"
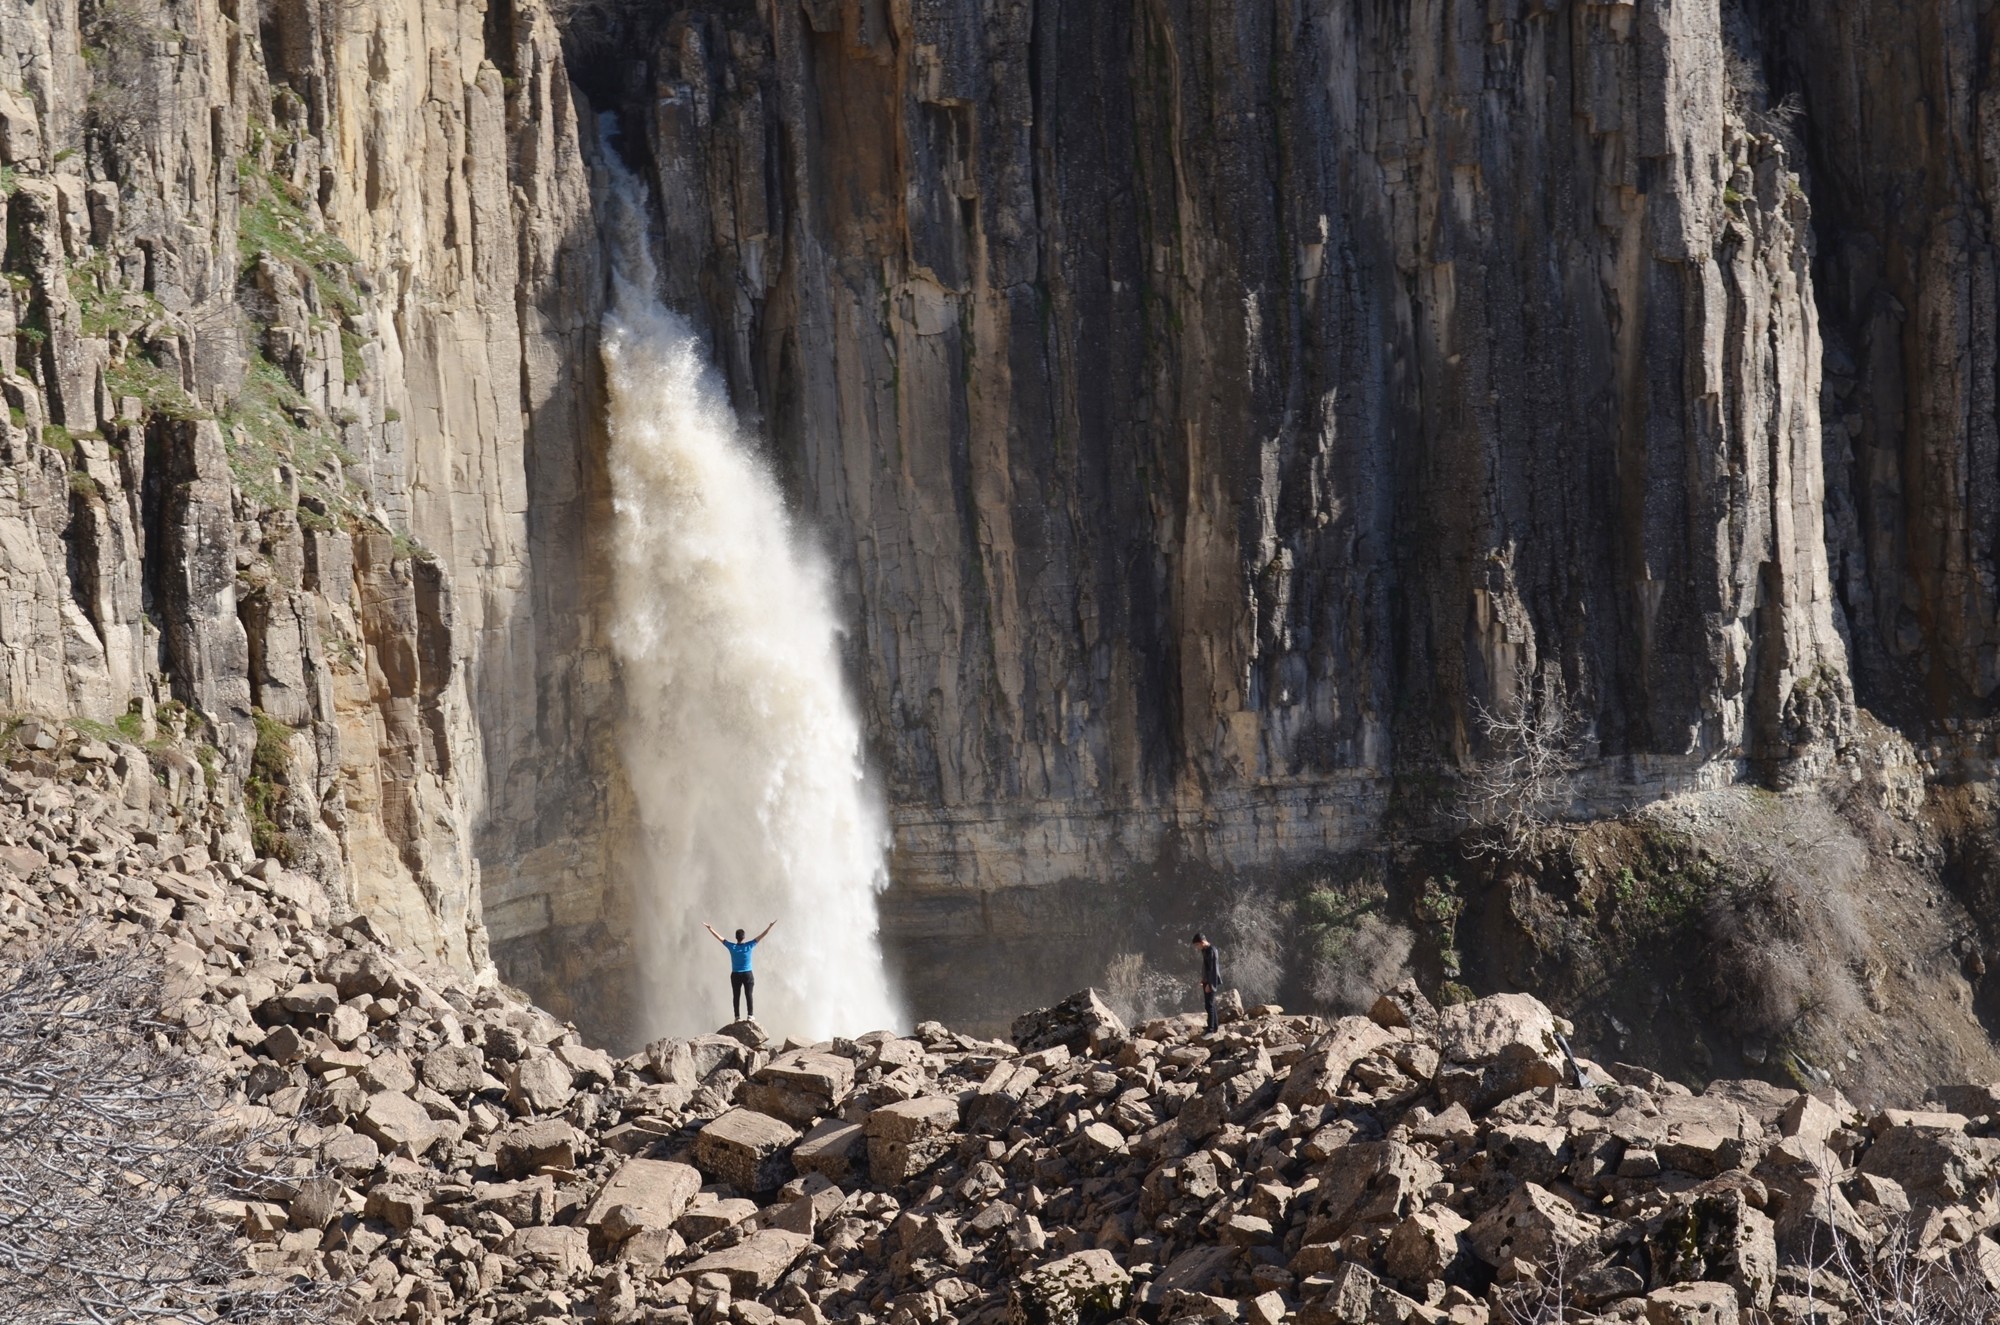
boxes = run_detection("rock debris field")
[2,743,1999,1324]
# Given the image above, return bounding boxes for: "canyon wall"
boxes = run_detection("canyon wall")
[9,0,2000,1041]
[0,0,627,1029]
[597,0,1881,1013]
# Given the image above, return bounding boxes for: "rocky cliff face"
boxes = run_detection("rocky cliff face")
[8,0,2000,1044]
[590,0,1868,1011]
[0,0,621,1008]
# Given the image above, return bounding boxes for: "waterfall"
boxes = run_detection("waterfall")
[598,146,901,1041]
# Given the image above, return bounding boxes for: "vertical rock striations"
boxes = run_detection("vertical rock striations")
[606,1,1852,994]
[0,0,616,1004]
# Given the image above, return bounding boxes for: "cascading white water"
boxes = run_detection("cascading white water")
[599,147,900,1041]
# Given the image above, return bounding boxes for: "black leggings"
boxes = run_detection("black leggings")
[731,971,755,1019]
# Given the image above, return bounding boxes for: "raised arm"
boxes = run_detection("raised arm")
[754,921,776,942]
[703,924,726,944]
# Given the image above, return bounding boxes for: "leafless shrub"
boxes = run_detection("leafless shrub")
[1457,686,1584,858]
[1704,809,1871,1040]
[1308,914,1414,1015]
[1801,1213,2000,1325]
[1102,952,1187,1026]
[1724,36,1806,153]
[1220,885,1290,1008]
[0,931,339,1323]
[1489,1242,1578,1325]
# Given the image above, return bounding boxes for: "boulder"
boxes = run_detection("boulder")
[743,1050,856,1124]
[494,1118,580,1178]
[1465,1183,1601,1268]
[675,1228,811,1295]
[793,1117,868,1182]
[1313,1141,1443,1238]
[320,949,397,998]
[1860,1116,1990,1209]
[474,1175,556,1225]
[503,1225,592,1277]
[694,1108,800,1194]
[966,1061,1042,1135]
[507,1052,575,1115]
[583,1159,703,1240]
[677,1193,759,1239]
[1643,1281,1738,1325]
[1012,989,1128,1056]
[1384,1205,1471,1283]
[866,1095,962,1184]
[1434,993,1566,1109]
[421,1044,489,1096]
[1280,1017,1398,1109]
[1649,1189,1778,1309]
[1010,1249,1132,1325]
[355,1090,437,1156]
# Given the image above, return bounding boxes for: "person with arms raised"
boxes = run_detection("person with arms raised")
[705,921,774,1020]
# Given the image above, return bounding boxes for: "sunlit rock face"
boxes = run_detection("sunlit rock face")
[14,0,2000,1039]
[590,2,1870,1018]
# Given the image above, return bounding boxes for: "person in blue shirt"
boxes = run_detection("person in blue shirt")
[704,921,774,1020]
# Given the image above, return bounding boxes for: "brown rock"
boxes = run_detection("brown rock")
[1643,1281,1737,1325]
[1279,1017,1398,1109]
[356,1090,438,1156]
[503,1224,592,1277]
[866,1096,962,1184]
[1011,1248,1132,1325]
[793,1117,868,1182]
[675,1228,811,1294]
[494,1118,580,1177]
[1465,1183,1600,1268]
[421,1043,490,1096]
[583,1158,703,1240]
[694,1108,800,1194]
[507,1052,575,1115]
[1384,1205,1471,1283]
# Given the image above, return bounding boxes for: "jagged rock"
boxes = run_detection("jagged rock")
[504,1225,592,1277]
[1010,1249,1131,1325]
[507,1052,575,1115]
[1643,1281,1739,1325]
[474,1175,556,1225]
[965,1061,1042,1135]
[675,1228,811,1295]
[494,1119,580,1177]
[1012,990,1127,1056]
[1858,1117,1989,1209]
[1434,994,1567,1109]
[743,1050,856,1124]
[355,1090,437,1156]
[1466,1183,1602,1268]
[1385,1205,1472,1283]
[676,1192,758,1239]
[1281,1018,1399,1109]
[1650,1190,1778,1309]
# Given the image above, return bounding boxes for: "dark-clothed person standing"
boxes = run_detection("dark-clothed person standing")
[705,921,774,1020]
[1191,932,1221,1033]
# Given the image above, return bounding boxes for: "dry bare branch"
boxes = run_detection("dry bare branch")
[0,931,339,1324]
[1456,686,1584,858]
